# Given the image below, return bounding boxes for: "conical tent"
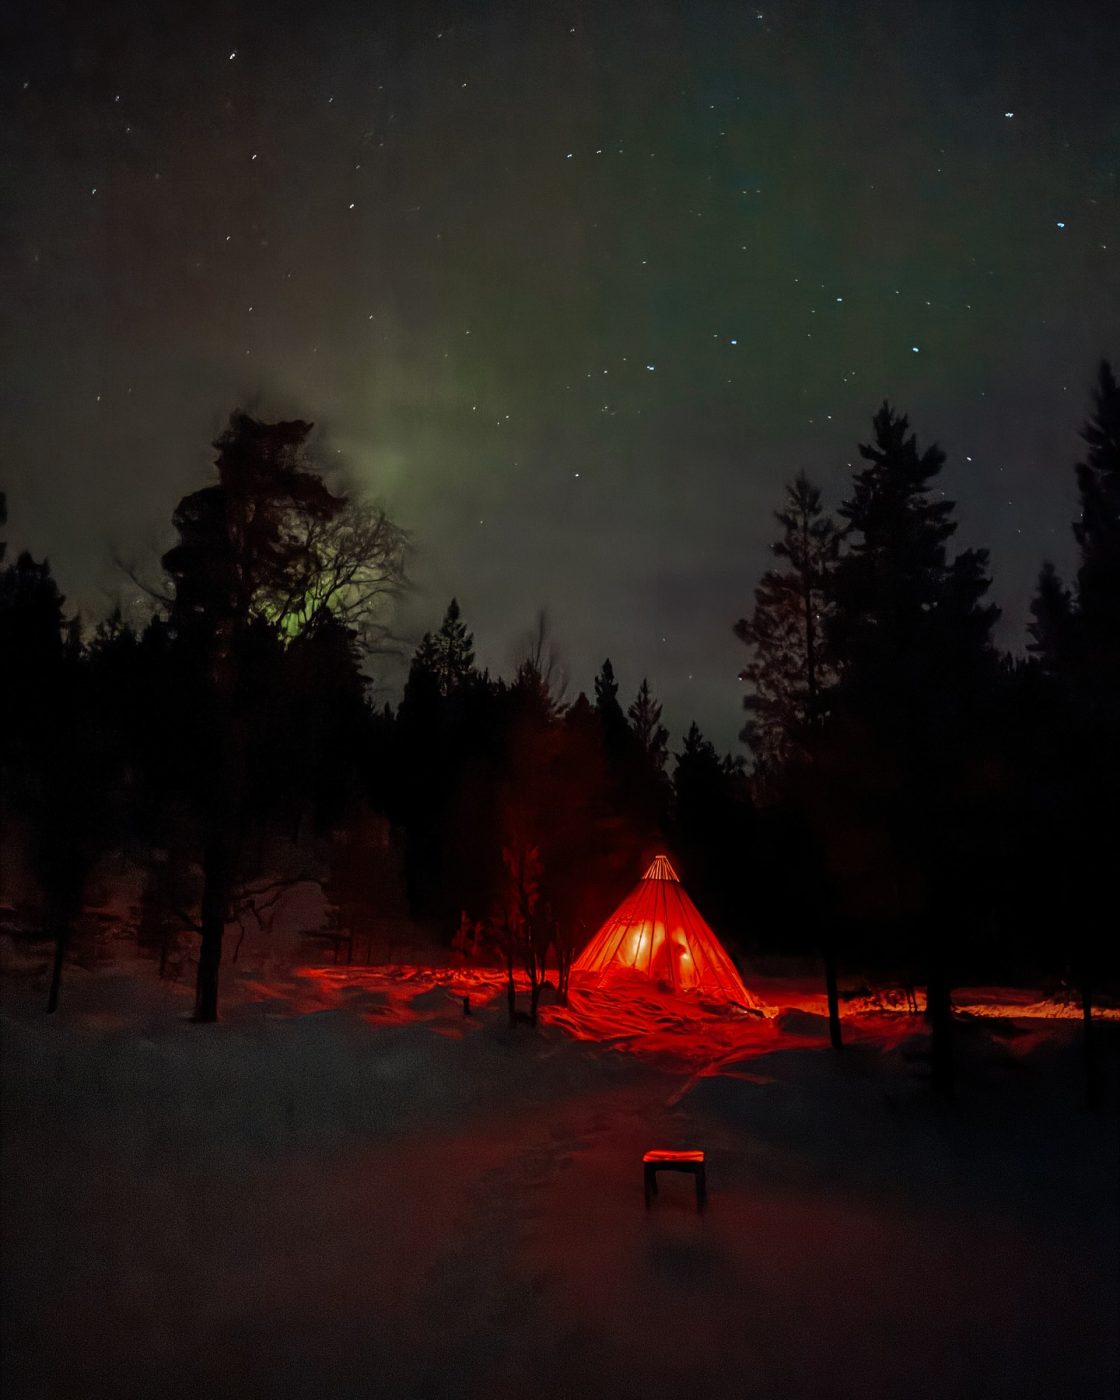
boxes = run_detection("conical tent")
[573,855,761,1006]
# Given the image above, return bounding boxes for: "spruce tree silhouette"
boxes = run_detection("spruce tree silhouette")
[494,658,623,1021]
[0,541,112,1011]
[593,658,629,757]
[622,676,674,840]
[393,599,510,925]
[1027,561,1075,676]
[627,678,670,773]
[735,471,841,785]
[414,598,476,697]
[671,723,753,957]
[1074,361,1120,697]
[1028,360,1120,1106]
[588,663,670,865]
[827,403,999,1096]
[734,472,846,1046]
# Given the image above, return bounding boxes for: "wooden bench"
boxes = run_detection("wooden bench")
[643,1150,706,1211]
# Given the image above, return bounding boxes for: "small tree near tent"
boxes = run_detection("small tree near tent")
[550,693,626,1002]
[498,837,548,1026]
[494,653,561,1026]
[494,705,619,1021]
[161,411,407,1022]
[490,621,621,1024]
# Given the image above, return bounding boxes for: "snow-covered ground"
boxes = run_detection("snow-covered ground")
[2,948,1117,1400]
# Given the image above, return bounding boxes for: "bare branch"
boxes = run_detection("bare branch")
[110,548,175,609]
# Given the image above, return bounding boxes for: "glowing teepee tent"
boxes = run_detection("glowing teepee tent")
[573,854,761,1006]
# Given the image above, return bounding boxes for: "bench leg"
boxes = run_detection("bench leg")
[696,1165,707,1212]
[644,1164,657,1208]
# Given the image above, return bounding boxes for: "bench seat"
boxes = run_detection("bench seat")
[643,1150,706,1210]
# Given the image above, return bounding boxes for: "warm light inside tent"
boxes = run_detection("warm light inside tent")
[572,854,761,1008]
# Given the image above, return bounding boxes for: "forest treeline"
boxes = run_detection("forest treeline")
[0,364,1117,1094]
[732,362,1119,1093]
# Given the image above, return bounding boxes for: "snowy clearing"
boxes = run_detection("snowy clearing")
[2,953,1117,1400]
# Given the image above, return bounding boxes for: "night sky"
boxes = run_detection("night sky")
[4,0,1117,747]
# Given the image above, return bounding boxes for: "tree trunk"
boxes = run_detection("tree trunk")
[506,934,517,1028]
[46,920,70,1014]
[529,975,541,1026]
[526,933,547,1026]
[193,834,231,1022]
[45,877,83,1014]
[192,681,245,1022]
[927,964,954,1099]
[822,945,843,1051]
[557,946,571,1005]
[526,935,548,1024]
[1079,976,1099,1110]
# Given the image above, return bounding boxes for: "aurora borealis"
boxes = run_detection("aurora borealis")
[3,0,1117,744]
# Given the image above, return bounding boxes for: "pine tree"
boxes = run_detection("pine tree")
[395,602,498,924]
[672,724,753,949]
[0,544,117,1012]
[831,404,998,743]
[495,668,621,1022]
[732,475,843,1043]
[627,678,669,772]
[1027,562,1074,677]
[827,403,1000,1095]
[161,411,405,1020]
[285,616,368,833]
[1073,360,1120,694]
[593,657,619,711]
[594,656,629,758]
[734,472,840,784]
[594,658,624,726]
[1053,360,1120,1105]
[415,598,477,698]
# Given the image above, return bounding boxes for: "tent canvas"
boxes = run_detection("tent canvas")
[573,854,761,1007]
